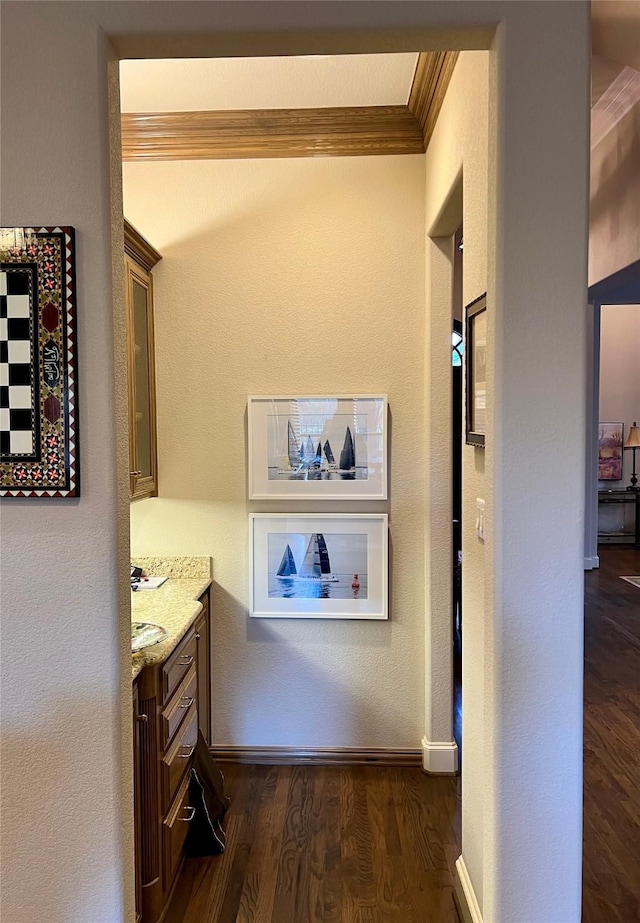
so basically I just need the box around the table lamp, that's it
[624,422,640,491]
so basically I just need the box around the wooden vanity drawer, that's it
[161,708,197,810]
[163,774,193,889]
[162,630,197,702]
[161,666,197,750]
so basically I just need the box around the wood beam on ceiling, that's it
[408,51,459,148]
[120,53,459,161]
[121,105,425,160]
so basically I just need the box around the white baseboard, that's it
[584,555,600,570]
[454,856,483,923]
[421,736,458,774]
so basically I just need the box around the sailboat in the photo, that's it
[339,425,356,472]
[286,421,299,469]
[276,533,339,583]
[322,440,337,470]
[276,544,297,577]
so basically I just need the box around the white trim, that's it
[421,736,458,774]
[454,856,483,923]
[584,555,600,570]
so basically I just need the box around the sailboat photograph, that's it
[271,417,364,482]
[248,396,387,501]
[250,513,388,620]
[268,531,368,599]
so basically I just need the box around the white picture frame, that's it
[249,513,389,619]
[247,394,387,500]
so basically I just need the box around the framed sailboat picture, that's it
[249,513,388,619]
[247,395,387,499]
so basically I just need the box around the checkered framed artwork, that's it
[0,227,78,497]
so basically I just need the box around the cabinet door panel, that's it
[195,602,211,746]
[131,276,153,479]
[126,253,158,501]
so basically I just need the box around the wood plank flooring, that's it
[165,765,461,923]
[167,545,640,923]
[583,545,640,923]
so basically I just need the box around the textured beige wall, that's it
[0,5,132,923]
[423,49,489,907]
[126,155,427,749]
[0,2,590,921]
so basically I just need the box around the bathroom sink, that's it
[131,621,167,652]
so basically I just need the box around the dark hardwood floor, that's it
[166,545,640,923]
[166,764,461,923]
[583,545,640,923]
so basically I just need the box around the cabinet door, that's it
[194,600,211,745]
[132,682,143,923]
[126,255,158,500]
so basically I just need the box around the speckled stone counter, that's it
[131,557,212,681]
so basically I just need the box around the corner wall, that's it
[0,3,590,921]
[126,155,427,749]
[0,5,131,923]
[423,49,489,906]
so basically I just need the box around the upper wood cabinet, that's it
[125,220,162,501]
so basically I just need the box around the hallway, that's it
[166,764,461,923]
[166,546,640,923]
[583,546,640,923]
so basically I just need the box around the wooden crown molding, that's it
[120,52,458,161]
[408,51,460,148]
[124,218,162,270]
[121,106,425,160]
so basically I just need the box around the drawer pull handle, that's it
[181,806,196,822]
[136,713,148,723]
[195,632,201,640]
[179,744,195,759]
[177,655,193,666]
[179,696,195,709]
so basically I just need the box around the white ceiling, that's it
[119,54,419,112]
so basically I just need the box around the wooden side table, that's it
[597,489,640,546]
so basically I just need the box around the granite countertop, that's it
[131,556,212,681]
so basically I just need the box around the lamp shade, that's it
[624,423,640,448]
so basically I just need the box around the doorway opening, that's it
[452,225,463,755]
[585,259,640,564]
[118,48,465,923]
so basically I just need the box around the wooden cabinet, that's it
[124,219,161,501]
[132,682,144,923]
[134,589,210,923]
[194,594,211,746]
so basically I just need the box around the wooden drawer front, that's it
[162,630,197,703]
[162,667,197,750]
[161,708,197,811]
[163,774,193,890]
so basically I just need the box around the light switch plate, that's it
[476,498,485,541]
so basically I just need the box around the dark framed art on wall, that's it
[0,227,79,497]
[465,293,487,448]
